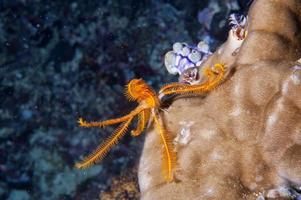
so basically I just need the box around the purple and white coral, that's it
[164,41,212,75]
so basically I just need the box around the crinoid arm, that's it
[152,110,176,182]
[131,109,151,137]
[78,115,131,128]
[159,66,216,95]
[78,107,143,128]
[75,116,134,169]
[160,78,210,96]
[160,63,226,96]
[159,82,189,94]
[208,63,226,87]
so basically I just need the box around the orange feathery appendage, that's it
[161,79,210,95]
[125,79,159,108]
[153,111,176,182]
[159,82,187,93]
[131,109,150,137]
[75,116,134,169]
[159,67,214,95]
[78,115,131,128]
[159,66,218,93]
[159,83,183,93]
[206,63,226,88]
[78,107,144,128]
[161,63,226,96]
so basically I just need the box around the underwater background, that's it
[0,0,252,199]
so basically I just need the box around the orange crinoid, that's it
[76,63,226,182]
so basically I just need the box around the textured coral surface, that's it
[139,0,301,199]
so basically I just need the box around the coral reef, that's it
[99,168,140,200]
[0,0,249,199]
[139,0,301,199]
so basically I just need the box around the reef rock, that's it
[139,0,301,199]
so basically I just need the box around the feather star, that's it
[75,63,226,182]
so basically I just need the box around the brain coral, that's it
[138,0,301,199]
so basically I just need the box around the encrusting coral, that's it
[139,0,301,199]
